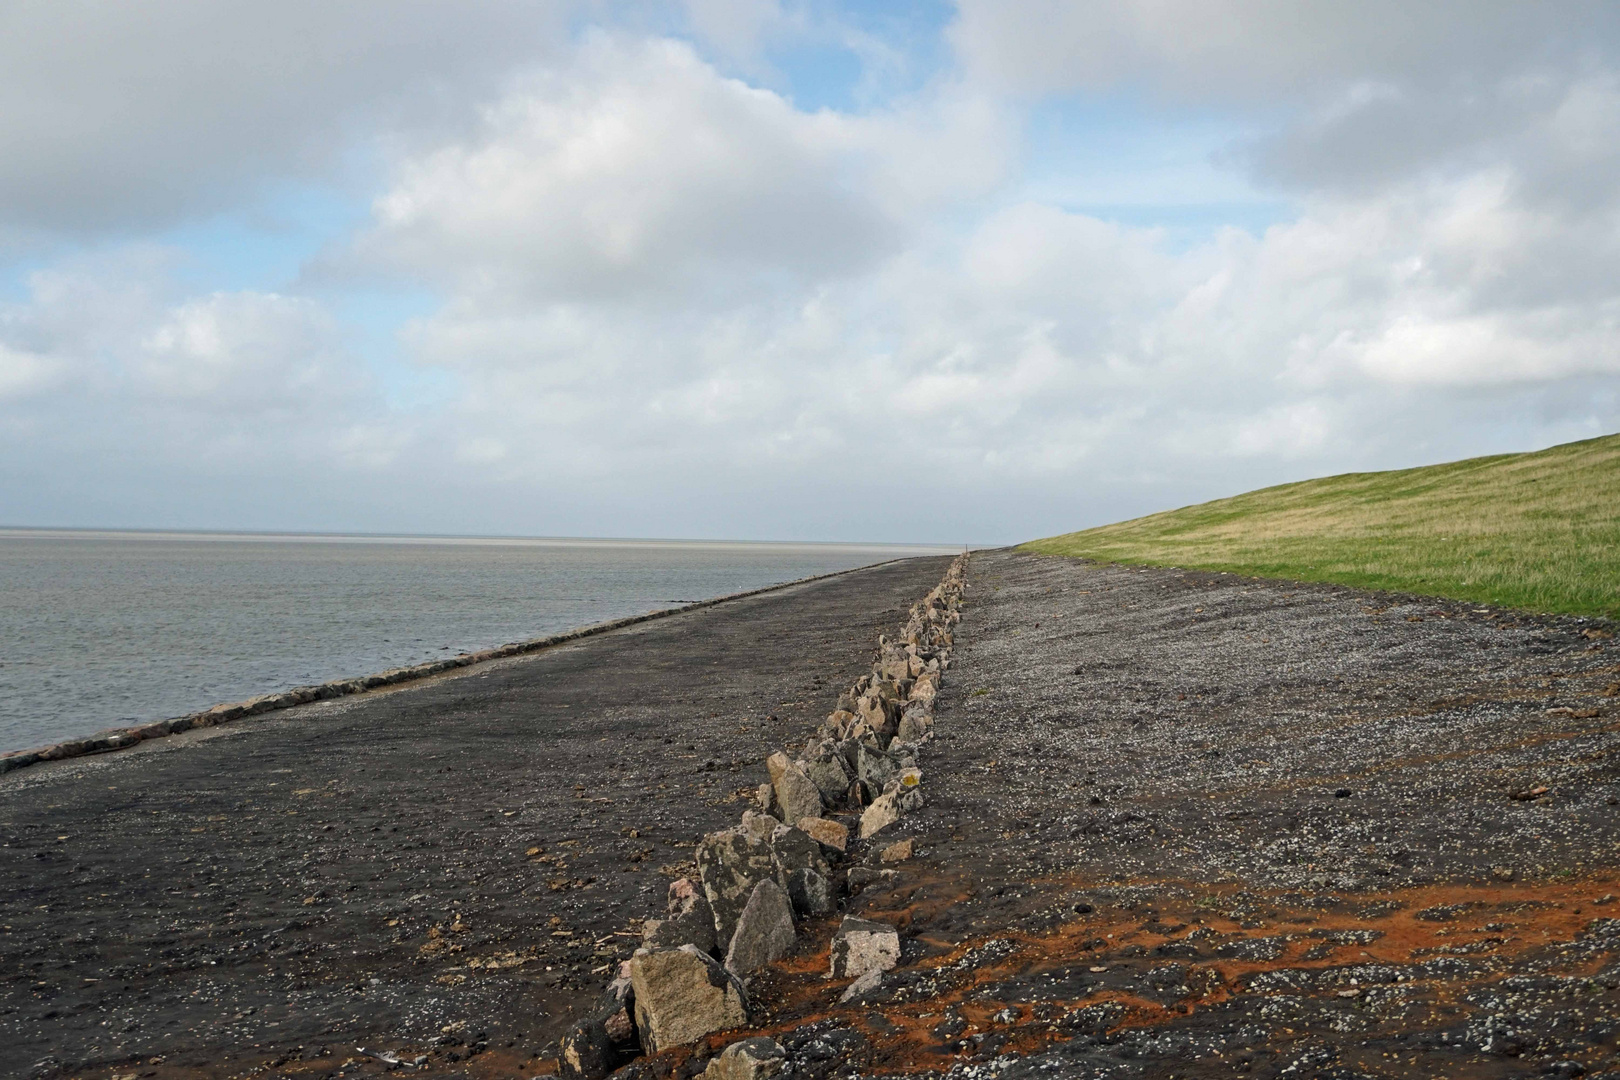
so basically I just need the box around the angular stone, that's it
[559,1018,613,1080]
[855,743,897,795]
[630,945,749,1054]
[803,751,852,805]
[877,652,911,684]
[643,878,718,956]
[855,695,892,739]
[703,1037,787,1080]
[837,968,884,1004]
[724,879,796,975]
[796,816,849,853]
[908,672,938,703]
[879,838,914,864]
[860,791,906,838]
[895,703,932,745]
[757,782,777,818]
[740,810,779,843]
[695,828,779,952]
[829,916,901,980]
[785,867,832,915]
[766,752,823,824]
[768,823,830,880]
[602,998,636,1048]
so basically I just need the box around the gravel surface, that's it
[720,549,1620,1080]
[0,556,952,1080]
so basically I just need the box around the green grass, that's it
[1022,433,1620,619]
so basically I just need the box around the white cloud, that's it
[358,36,901,304]
[2,10,1617,540]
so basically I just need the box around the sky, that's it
[2,1,1618,545]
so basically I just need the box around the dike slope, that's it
[1024,431,1620,618]
[0,556,952,1080]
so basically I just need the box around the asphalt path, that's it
[0,555,952,1080]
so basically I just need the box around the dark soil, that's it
[0,556,953,1080]
[732,549,1620,1079]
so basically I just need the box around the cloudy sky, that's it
[2,1,1617,544]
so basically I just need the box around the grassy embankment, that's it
[1023,433,1620,619]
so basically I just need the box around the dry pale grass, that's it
[1023,433,1620,618]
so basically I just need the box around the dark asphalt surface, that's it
[0,556,952,1080]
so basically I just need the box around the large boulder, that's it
[829,917,901,980]
[696,827,779,952]
[854,695,894,743]
[766,752,823,824]
[876,651,912,684]
[723,879,796,975]
[630,945,749,1053]
[703,1037,787,1080]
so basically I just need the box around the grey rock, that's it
[837,968,884,1004]
[829,916,901,980]
[740,810,780,843]
[855,742,898,794]
[645,878,718,956]
[860,790,907,838]
[785,866,833,915]
[768,823,830,881]
[630,945,749,1053]
[703,1037,787,1080]
[766,752,824,824]
[696,828,779,952]
[724,879,796,975]
[895,702,932,744]
[803,751,852,805]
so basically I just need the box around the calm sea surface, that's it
[0,530,958,752]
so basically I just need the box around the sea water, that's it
[0,530,957,752]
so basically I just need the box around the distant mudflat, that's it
[0,529,957,751]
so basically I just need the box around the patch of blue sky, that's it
[160,180,371,296]
[1017,95,1299,250]
[152,173,454,412]
[328,287,459,412]
[768,0,956,112]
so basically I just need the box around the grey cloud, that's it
[951,1,1618,101]
[0,0,576,237]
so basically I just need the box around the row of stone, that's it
[0,565,897,777]
[561,556,969,1079]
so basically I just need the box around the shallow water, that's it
[0,530,956,751]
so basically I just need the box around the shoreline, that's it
[0,556,919,777]
[0,555,956,1076]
